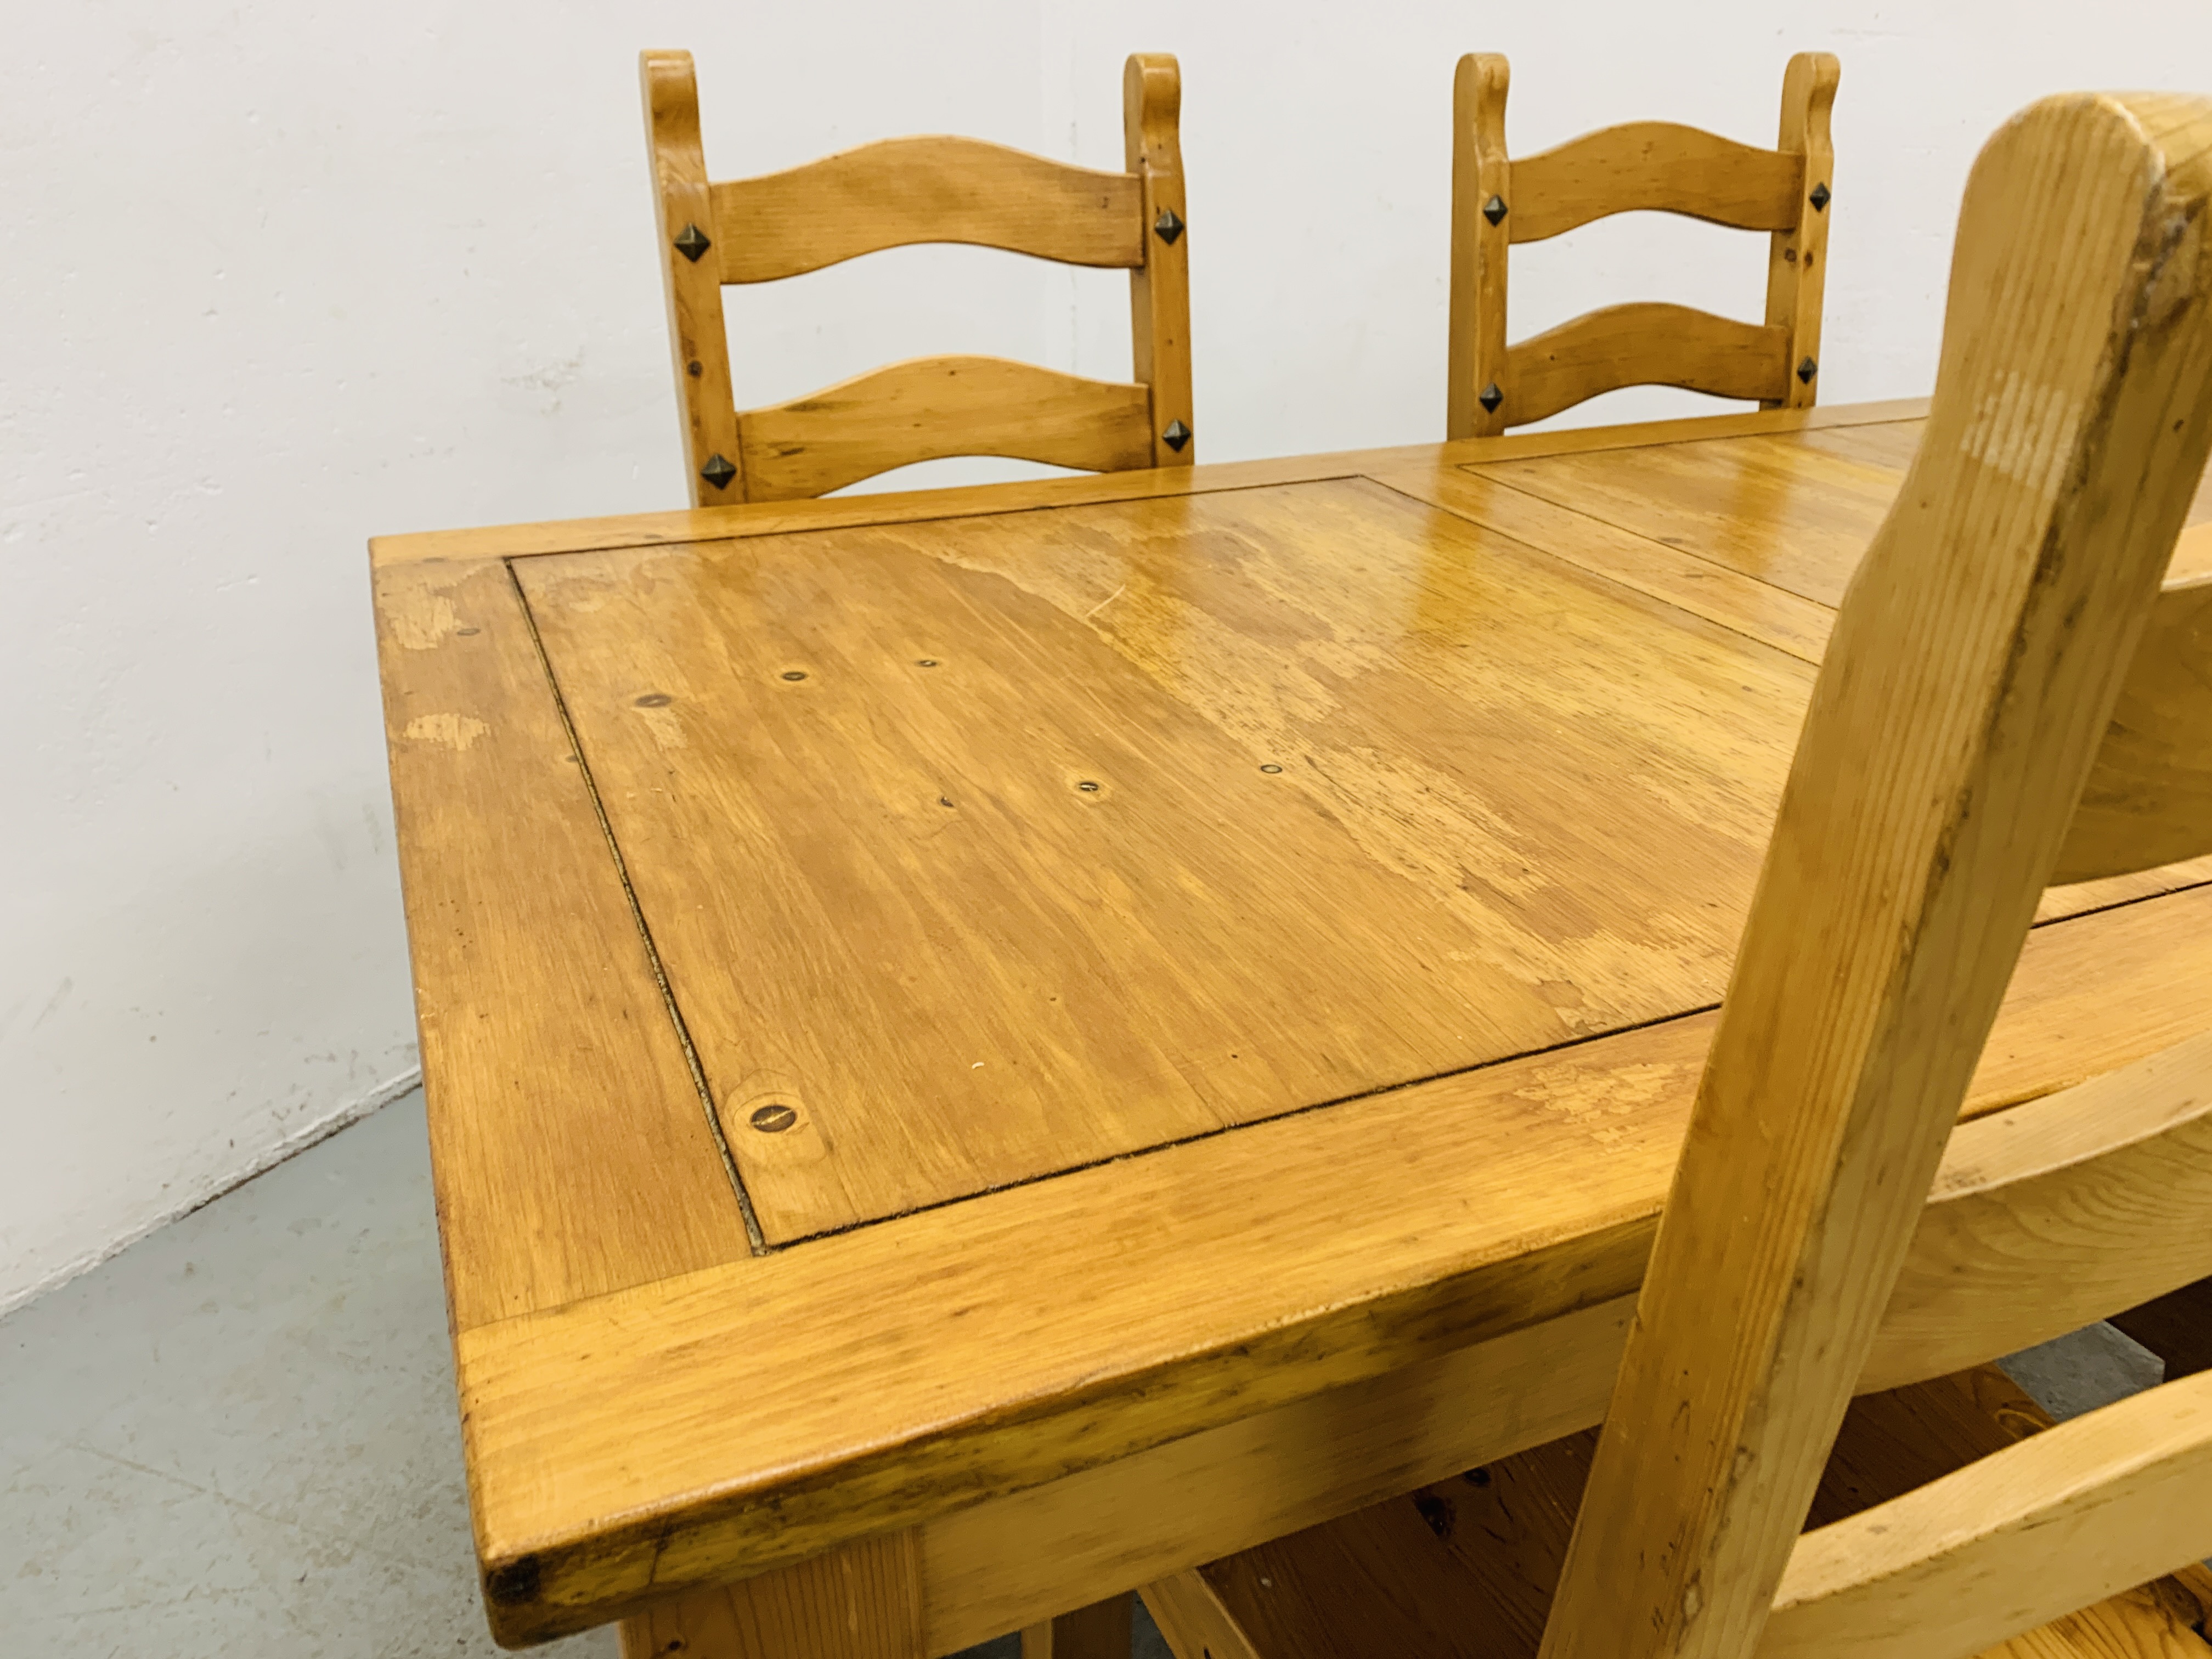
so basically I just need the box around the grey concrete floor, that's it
[0,1091,2163,1657]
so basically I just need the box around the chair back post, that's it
[1534,91,2212,1659]
[1124,54,1195,467]
[1447,53,1513,439]
[641,49,747,506]
[1762,53,1840,410]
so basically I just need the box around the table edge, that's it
[368,398,1931,570]
[453,879,2212,1639]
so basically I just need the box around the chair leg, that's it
[614,1531,924,1659]
[2111,1277,2212,1381]
[1020,1592,1134,1659]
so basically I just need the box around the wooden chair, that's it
[639,50,1193,506]
[1149,88,2212,1659]
[1448,52,1838,437]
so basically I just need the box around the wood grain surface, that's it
[1446,53,1513,439]
[373,559,754,1331]
[1124,54,1194,469]
[1446,54,1834,433]
[1762,55,1840,413]
[1535,89,2212,1659]
[368,395,2209,1646]
[515,476,1812,1239]
[1142,1368,2212,1659]
[365,398,1930,568]
[1465,430,1906,605]
[616,1530,922,1659]
[708,134,1142,283]
[455,885,2212,1643]
[1506,119,1803,243]
[1505,304,1790,426]
[1768,1372,2212,1659]
[640,51,1188,504]
[736,354,1154,502]
[640,52,746,506]
[2056,572,2212,883]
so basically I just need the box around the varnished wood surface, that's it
[1505,119,1803,242]
[707,135,1143,284]
[1762,54,1839,415]
[370,398,2212,1645]
[373,560,755,1331]
[616,1531,922,1659]
[1536,91,2212,1659]
[366,397,1931,568]
[2056,571,2212,883]
[1123,54,1194,469]
[1505,303,1790,427]
[1768,1373,2212,1659]
[1468,425,2212,611]
[643,51,1190,504]
[1144,1368,2212,1659]
[456,885,2212,1644]
[735,354,1154,503]
[516,476,1810,1240]
[382,400,1933,1335]
[1446,54,1836,435]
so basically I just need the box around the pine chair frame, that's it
[1146,89,2212,1659]
[1539,87,2212,1659]
[1447,52,1839,438]
[640,50,1194,506]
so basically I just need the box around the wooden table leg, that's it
[616,1532,924,1659]
[1019,1593,1134,1659]
[2111,1276,2212,1380]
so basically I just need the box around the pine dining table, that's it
[370,398,2212,1656]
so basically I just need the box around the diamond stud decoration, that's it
[699,453,738,490]
[1478,382,1504,413]
[1809,182,1831,212]
[1162,420,1192,452]
[1482,194,1508,226]
[673,223,712,262]
[1154,207,1184,245]
[1797,358,1819,384]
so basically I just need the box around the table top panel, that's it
[373,559,758,1329]
[1466,431,1909,608]
[461,879,2212,1640]
[517,476,1813,1241]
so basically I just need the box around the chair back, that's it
[641,50,1194,504]
[1535,90,2212,1659]
[1448,52,1838,437]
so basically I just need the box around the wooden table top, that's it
[371,400,2212,1646]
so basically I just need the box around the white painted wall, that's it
[7,0,2211,1313]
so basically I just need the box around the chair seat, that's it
[1143,1365,2212,1659]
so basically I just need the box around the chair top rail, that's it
[710,134,1146,283]
[1506,120,1803,244]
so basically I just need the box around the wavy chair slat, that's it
[1763,1370,2212,1659]
[1504,302,1791,426]
[1863,1025,2212,1392]
[736,355,1153,501]
[710,134,1146,283]
[1508,120,1804,243]
[2053,570,2212,884]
